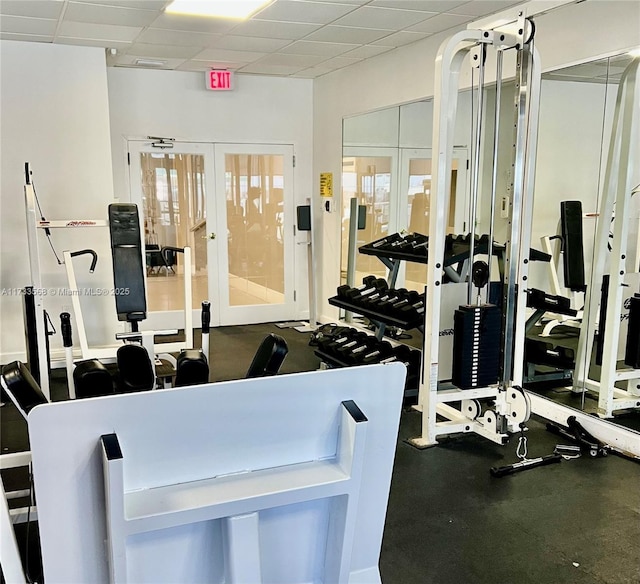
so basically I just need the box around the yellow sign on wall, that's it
[320,172,333,197]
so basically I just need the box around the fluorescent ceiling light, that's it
[135,59,167,67]
[165,0,272,19]
[628,47,640,57]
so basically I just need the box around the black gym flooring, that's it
[2,323,640,584]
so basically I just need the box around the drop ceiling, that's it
[0,0,523,78]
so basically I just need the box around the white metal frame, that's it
[24,166,108,400]
[573,57,640,418]
[25,167,195,398]
[410,15,541,448]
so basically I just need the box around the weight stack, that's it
[452,304,501,389]
[624,294,640,369]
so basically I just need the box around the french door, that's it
[128,140,296,329]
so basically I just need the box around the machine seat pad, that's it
[1,361,47,419]
[74,359,115,399]
[116,344,154,393]
[175,349,209,387]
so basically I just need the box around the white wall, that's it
[313,0,640,320]
[106,68,314,320]
[0,41,116,362]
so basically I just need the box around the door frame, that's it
[212,143,296,326]
[127,139,220,331]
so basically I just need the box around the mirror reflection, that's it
[340,50,639,432]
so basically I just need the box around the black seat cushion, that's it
[1,361,47,419]
[116,345,154,393]
[175,349,209,387]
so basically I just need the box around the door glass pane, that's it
[341,156,392,285]
[224,153,284,306]
[405,157,459,292]
[140,152,208,311]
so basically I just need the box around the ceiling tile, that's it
[136,28,221,46]
[293,69,327,78]
[193,48,267,62]
[125,43,202,58]
[407,13,472,33]
[255,53,326,67]
[209,34,291,52]
[317,55,362,69]
[371,30,431,47]
[279,40,358,57]
[72,0,169,9]
[0,31,54,42]
[150,12,237,34]
[253,0,357,24]
[340,44,393,59]
[307,0,368,4]
[370,0,467,10]
[239,63,305,75]
[448,0,522,17]
[332,6,435,30]
[0,15,57,35]
[179,60,248,71]
[230,19,322,40]
[64,2,158,27]
[56,36,132,49]
[0,1,64,19]
[57,21,142,41]
[305,25,391,44]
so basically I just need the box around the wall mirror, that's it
[527,50,640,432]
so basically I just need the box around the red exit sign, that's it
[206,69,233,91]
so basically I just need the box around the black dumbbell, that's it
[334,332,370,359]
[371,233,402,249]
[343,278,388,302]
[361,340,394,364]
[322,329,361,354]
[392,345,421,376]
[342,337,380,364]
[337,275,377,299]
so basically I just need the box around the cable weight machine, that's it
[409,11,541,448]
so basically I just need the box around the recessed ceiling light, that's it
[135,59,167,67]
[165,0,273,19]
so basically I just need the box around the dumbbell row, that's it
[336,279,426,323]
[316,327,420,375]
[366,232,429,256]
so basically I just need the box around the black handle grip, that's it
[490,454,561,478]
[161,246,184,265]
[70,249,98,273]
[60,312,73,348]
[201,301,211,333]
[25,162,31,185]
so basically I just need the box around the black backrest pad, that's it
[245,334,289,378]
[175,349,209,387]
[117,344,154,392]
[109,203,146,322]
[1,361,47,418]
[74,359,115,398]
[560,201,586,292]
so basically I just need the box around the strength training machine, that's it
[410,10,541,448]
